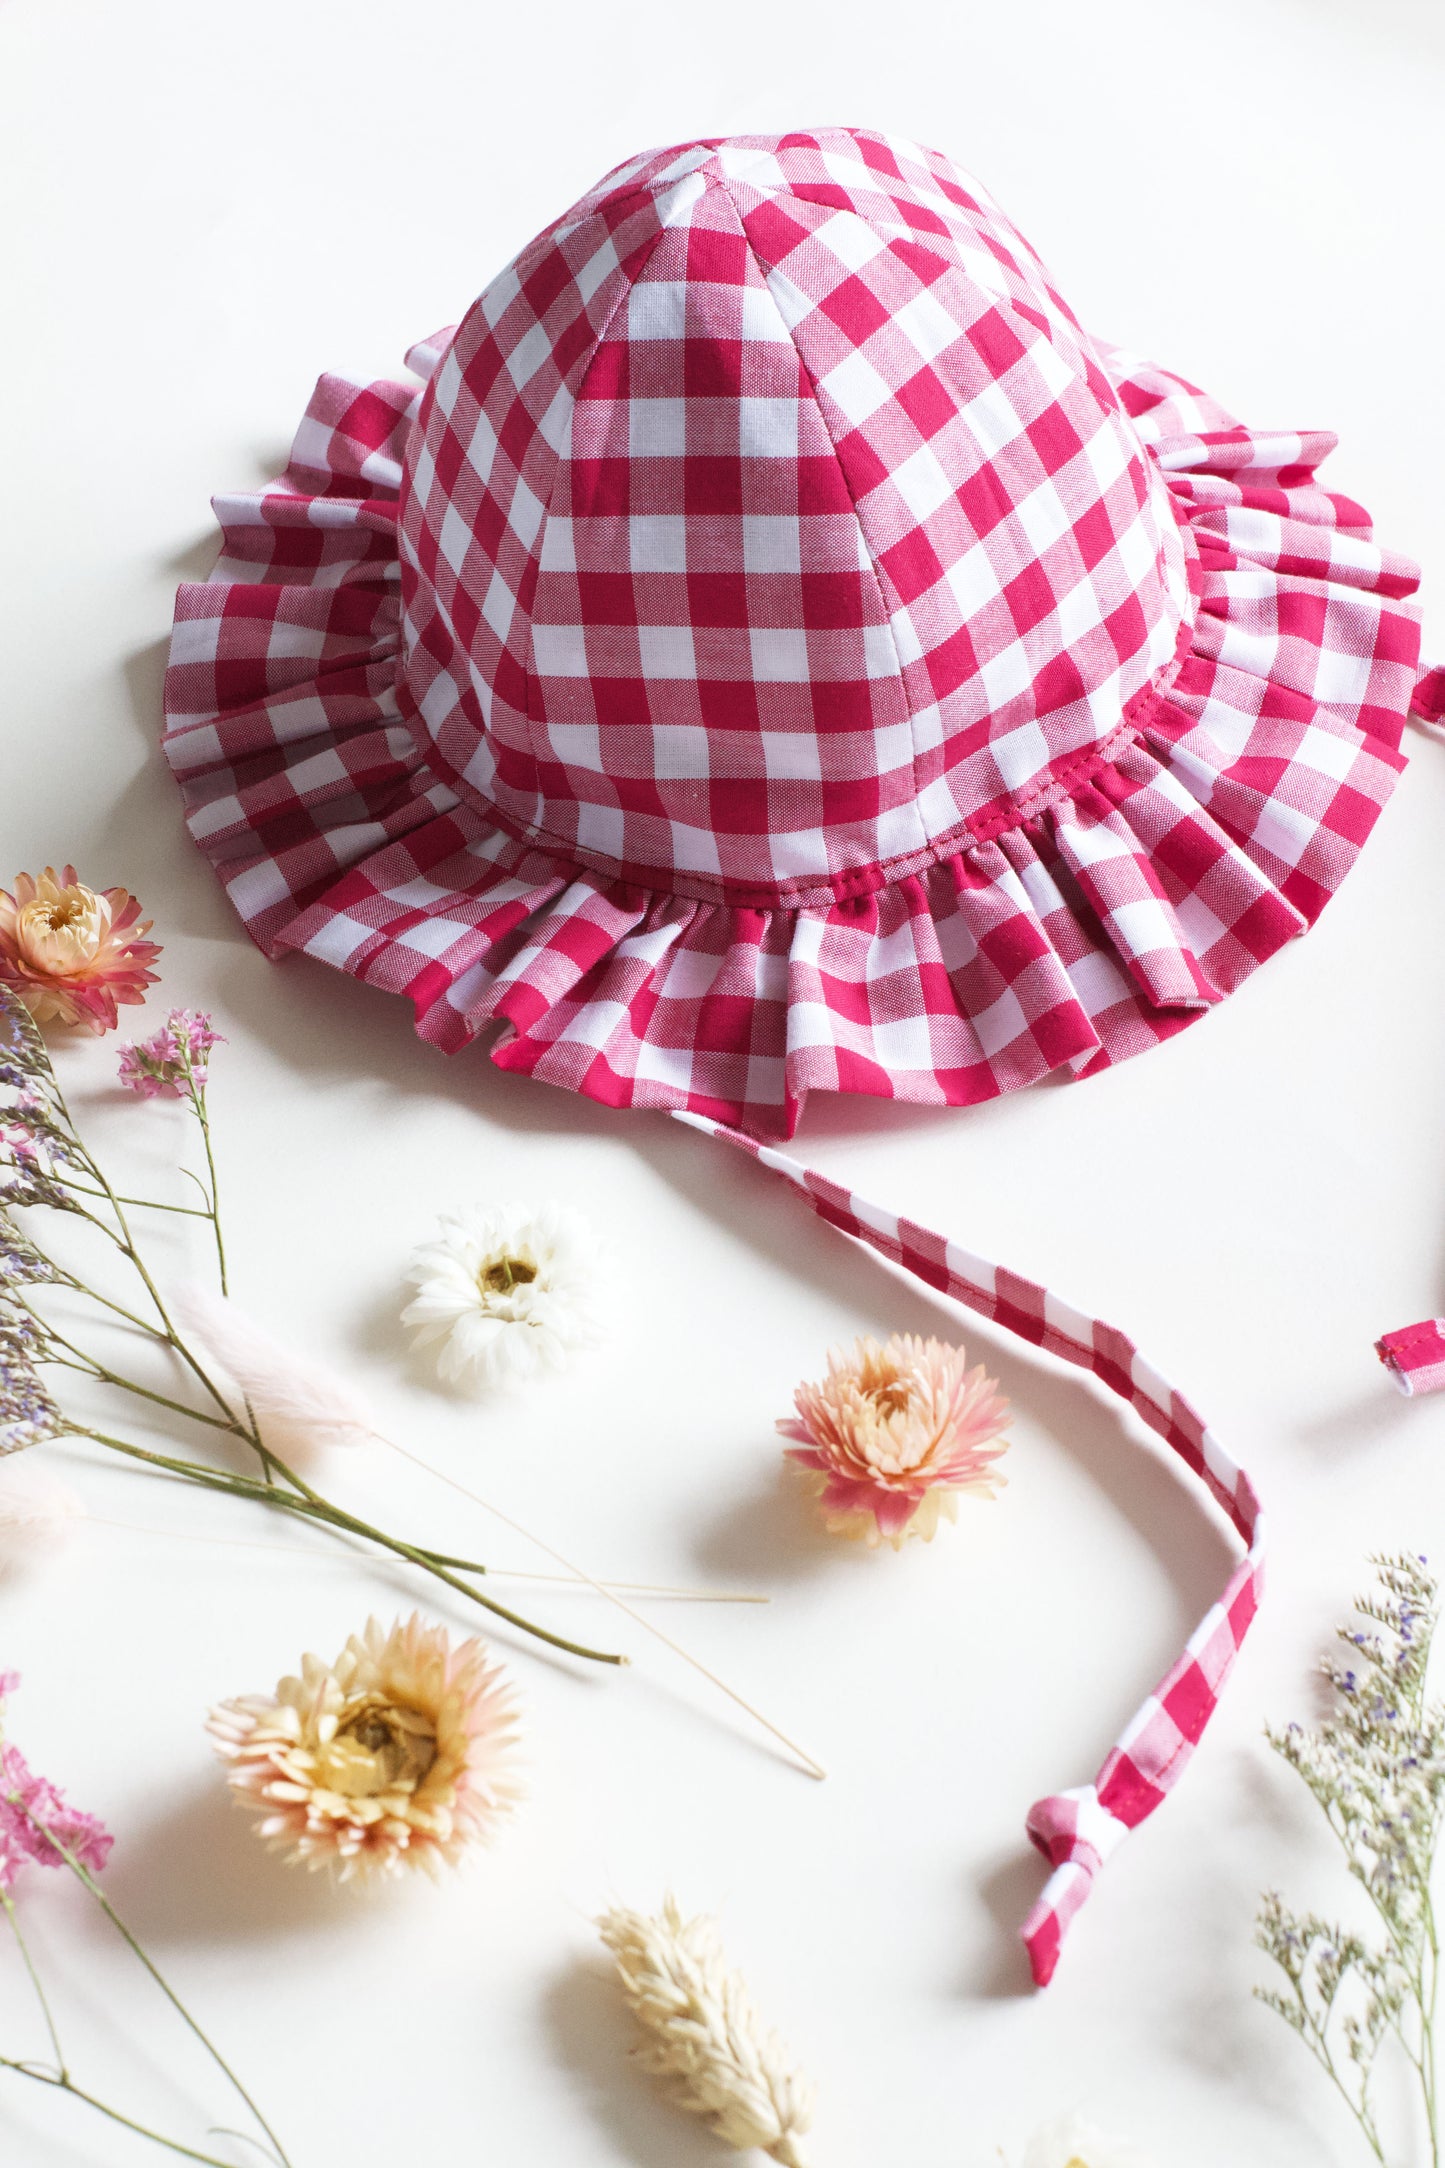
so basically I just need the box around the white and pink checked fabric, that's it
[399,136,1192,901]
[159,131,1421,1981]
[163,129,1423,1140]
[1377,1319,1445,1396]
[679,1111,1265,1986]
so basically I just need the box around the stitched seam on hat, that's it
[712,177,929,847]
[431,699,1171,910]
[520,212,682,797]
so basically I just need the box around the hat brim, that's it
[162,334,1421,1138]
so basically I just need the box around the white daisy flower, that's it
[1022,2113,1154,2168]
[400,1201,601,1390]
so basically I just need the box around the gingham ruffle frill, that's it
[162,132,1423,1141]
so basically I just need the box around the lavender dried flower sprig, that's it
[1256,1552,1445,2164]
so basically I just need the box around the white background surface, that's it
[2,2,1445,2162]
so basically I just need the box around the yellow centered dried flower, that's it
[1022,2114,1156,2168]
[0,866,160,1032]
[207,1613,522,1880]
[779,1331,1010,1548]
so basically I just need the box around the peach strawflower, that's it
[206,1613,522,1881]
[0,866,160,1032]
[779,1332,1010,1549]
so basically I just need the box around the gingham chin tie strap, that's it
[675,1111,1266,1987]
[1375,661,1445,1394]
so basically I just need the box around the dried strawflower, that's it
[401,1200,601,1389]
[1021,2114,1154,2168]
[0,867,160,1033]
[207,1613,522,1880]
[175,1285,380,1460]
[0,1671,112,1889]
[0,1454,82,1573]
[779,1331,1010,1548]
[117,1008,224,1098]
[598,1894,815,2165]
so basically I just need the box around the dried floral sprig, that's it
[0,983,625,1669]
[0,1453,82,1571]
[780,1330,1010,1547]
[117,1009,224,1098]
[597,1893,815,2165]
[0,983,818,1778]
[0,867,160,1033]
[0,1672,290,2166]
[1255,1551,1445,2165]
[175,1284,382,1459]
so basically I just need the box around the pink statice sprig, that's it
[0,1671,112,1891]
[117,1009,224,1102]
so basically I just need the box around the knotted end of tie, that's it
[1376,1320,1445,1397]
[1020,1783,1131,1987]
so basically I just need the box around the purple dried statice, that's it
[1256,1553,1445,2162]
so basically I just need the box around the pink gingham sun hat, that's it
[164,128,1425,1138]
[162,129,1431,1985]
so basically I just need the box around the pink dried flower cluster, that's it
[0,867,160,1034]
[117,1008,224,1098]
[780,1331,1011,1548]
[0,1670,112,1890]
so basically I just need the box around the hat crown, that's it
[398,129,1190,906]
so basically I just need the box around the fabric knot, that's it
[1411,662,1445,727]
[1020,1785,1132,1987]
[1376,1320,1445,1397]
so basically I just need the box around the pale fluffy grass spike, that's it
[0,1454,83,1573]
[174,1284,380,1461]
[598,1893,815,2164]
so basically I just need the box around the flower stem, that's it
[17,1812,293,2168]
[63,1184,213,1218]
[185,1079,228,1296]
[384,1435,826,1779]
[2,1892,67,2080]
[1424,1894,1441,2168]
[0,2058,255,2168]
[78,1429,628,1667]
[47,1074,240,1426]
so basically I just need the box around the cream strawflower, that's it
[779,1331,1009,1548]
[401,1200,600,1389]
[1021,2113,1155,2168]
[207,1613,522,1880]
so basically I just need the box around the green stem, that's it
[2,1893,67,2081]
[0,2058,252,2168]
[51,1269,180,1340]
[185,1080,228,1297]
[62,1184,212,1218]
[47,1075,240,1427]
[1293,1989,1386,2164]
[15,1812,292,2168]
[79,1429,626,1666]
[1423,1894,1440,2168]
[42,1331,244,1440]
